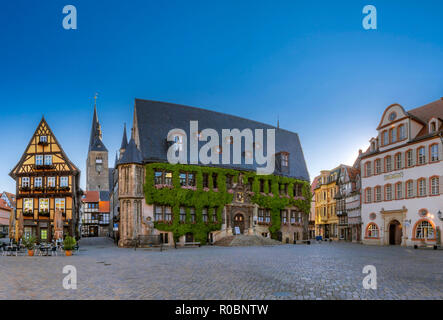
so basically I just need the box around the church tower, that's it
[86,96,109,191]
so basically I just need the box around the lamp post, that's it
[438,210,443,222]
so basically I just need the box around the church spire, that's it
[88,93,107,152]
[120,123,128,150]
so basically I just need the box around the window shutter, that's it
[413,179,417,197]
[439,175,443,195]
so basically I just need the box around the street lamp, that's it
[438,210,443,221]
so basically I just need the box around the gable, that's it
[377,104,408,130]
[10,117,79,178]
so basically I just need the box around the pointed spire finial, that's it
[277,115,280,129]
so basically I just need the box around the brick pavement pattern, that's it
[0,238,441,300]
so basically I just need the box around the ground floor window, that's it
[40,229,48,241]
[154,205,172,222]
[415,220,435,239]
[366,223,379,238]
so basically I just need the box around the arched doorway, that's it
[389,220,402,245]
[233,213,245,234]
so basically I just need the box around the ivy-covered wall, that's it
[144,163,311,243]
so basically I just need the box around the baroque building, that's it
[112,99,311,247]
[360,98,443,246]
[313,167,342,240]
[9,117,81,242]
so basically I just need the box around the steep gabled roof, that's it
[120,123,128,150]
[119,138,143,165]
[89,105,108,152]
[407,98,443,123]
[133,98,310,181]
[9,117,80,178]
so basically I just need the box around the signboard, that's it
[234,227,241,235]
[113,223,118,231]
[384,172,403,181]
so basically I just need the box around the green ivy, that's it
[144,163,311,243]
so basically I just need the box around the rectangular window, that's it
[40,135,47,143]
[35,155,43,166]
[418,179,426,196]
[281,210,288,224]
[203,173,209,188]
[391,128,397,143]
[383,131,388,145]
[212,174,218,189]
[418,147,426,165]
[154,205,163,222]
[375,159,381,174]
[164,206,172,222]
[281,153,289,167]
[290,211,296,224]
[39,198,49,213]
[44,155,52,165]
[179,172,196,187]
[395,154,402,170]
[34,177,43,188]
[430,144,439,162]
[60,177,68,187]
[396,183,402,199]
[202,207,208,223]
[180,207,186,222]
[385,156,392,172]
[431,177,439,195]
[154,171,173,185]
[365,189,372,203]
[265,209,271,223]
[385,185,392,201]
[398,125,406,140]
[406,150,413,167]
[211,208,217,222]
[47,177,56,187]
[365,162,372,176]
[375,187,381,202]
[24,198,33,214]
[40,229,48,240]
[22,177,30,187]
[190,207,196,223]
[407,181,414,198]
[258,209,264,223]
[55,198,65,213]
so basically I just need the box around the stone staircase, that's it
[214,234,281,247]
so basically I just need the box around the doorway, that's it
[233,213,245,234]
[389,220,402,245]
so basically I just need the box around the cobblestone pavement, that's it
[0,238,442,300]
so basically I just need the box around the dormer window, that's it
[430,121,436,133]
[371,141,375,151]
[281,152,289,167]
[382,131,388,145]
[398,124,406,140]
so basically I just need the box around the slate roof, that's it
[133,99,310,181]
[120,123,128,150]
[89,105,108,152]
[119,138,143,165]
[99,191,110,202]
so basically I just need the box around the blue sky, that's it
[1,0,443,192]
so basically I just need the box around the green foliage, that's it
[22,235,37,250]
[144,163,312,243]
[63,236,76,251]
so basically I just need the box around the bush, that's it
[63,236,76,250]
[22,236,37,250]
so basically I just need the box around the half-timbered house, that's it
[9,117,81,242]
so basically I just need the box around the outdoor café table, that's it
[40,245,51,256]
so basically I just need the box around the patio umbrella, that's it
[54,209,64,240]
[8,209,15,240]
[17,211,24,240]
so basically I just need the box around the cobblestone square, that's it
[0,238,441,300]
